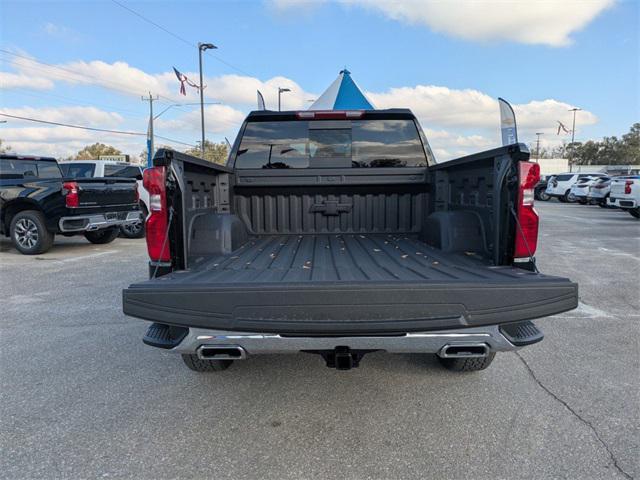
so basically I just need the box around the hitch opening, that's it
[303,346,379,370]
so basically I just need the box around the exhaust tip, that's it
[197,345,247,360]
[439,343,489,359]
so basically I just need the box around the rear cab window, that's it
[0,158,62,179]
[233,116,433,169]
[104,164,142,178]
[60,163,96,178]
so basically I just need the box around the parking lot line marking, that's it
[59,251,119,263]
[597,247,640,261]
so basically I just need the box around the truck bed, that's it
[123,234,578,334]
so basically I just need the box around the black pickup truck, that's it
[123,109,578,372]
[0,154,140,254]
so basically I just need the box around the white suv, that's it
[59,160,149,237]
[546,172,605,203]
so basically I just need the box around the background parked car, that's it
[608,176,640,218]
[546,172,606,203]
[587,177,613,207]
[571,176,609,204]
[59,160,148,238]
[534,176,550,201]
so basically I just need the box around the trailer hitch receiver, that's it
[304,346,379,370]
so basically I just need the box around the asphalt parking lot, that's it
[1,202,638,480]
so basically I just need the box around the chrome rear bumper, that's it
[59,211,140,232]
[171,325,519,356]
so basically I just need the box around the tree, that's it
[564,124,639,166]
[0,139,11,153]
[184,140,229,164]
[72,143,121,160]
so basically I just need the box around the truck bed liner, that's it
[123,234,578,334]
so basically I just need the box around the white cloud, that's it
[1,106,124,127]
[2,53,316,110]
[42,22,81,42]
[0,72,54,90]
[271,0,614,46]
[156,104,246,134]
[366,84,597,159]
[1,52,601,162]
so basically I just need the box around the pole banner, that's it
[498,97,518,145]
[257,90,266,110]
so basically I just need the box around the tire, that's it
[578,199,587,205]
[558,196,567,203]
[564,191,576,203]
[84,227,120,244]
[437,353,496,372]
[598,194,609,208]
[119,213,145,239]
[181,354,233,372]
[629,208,640,219]
[10,210,55,255]
[536,189,550,201]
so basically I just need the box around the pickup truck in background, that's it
[0,154,140,254]
[123,109,579,373]
[608,176,640,218]
[59,160,149,238]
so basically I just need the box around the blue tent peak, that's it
[309,69,374,110]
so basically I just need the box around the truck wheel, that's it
[120,214,145,239]
[181,354,232,372]
[10,210,54,255]
[84,227,120,244]
[629,208,640,219]
[437,353,496,372]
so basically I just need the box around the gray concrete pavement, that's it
[1,202,638,479]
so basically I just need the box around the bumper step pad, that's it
[499,321,544,346]
[143,323,188,349]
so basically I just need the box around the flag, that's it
[557,121,570,135]
[173,67,200,96]
[498,97,518,146]
[257,90,266,110]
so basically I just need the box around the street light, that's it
[199,42,217,158]
[154,102,220,120]
[568,107,581,172]
[535,132,544,162]
[568,108,581,145]
[278,87,291,111]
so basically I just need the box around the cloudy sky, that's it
[1,0,637,161]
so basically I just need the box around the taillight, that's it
[62,181,80,208]
[514,161,540,259]
[142,167,170,263]
[625,180,633,194]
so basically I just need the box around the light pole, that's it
[278,87,291,111]
[142,92,158,168]
[568,107,581,172]
[198,42,217,158]
[535,132,544,162]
